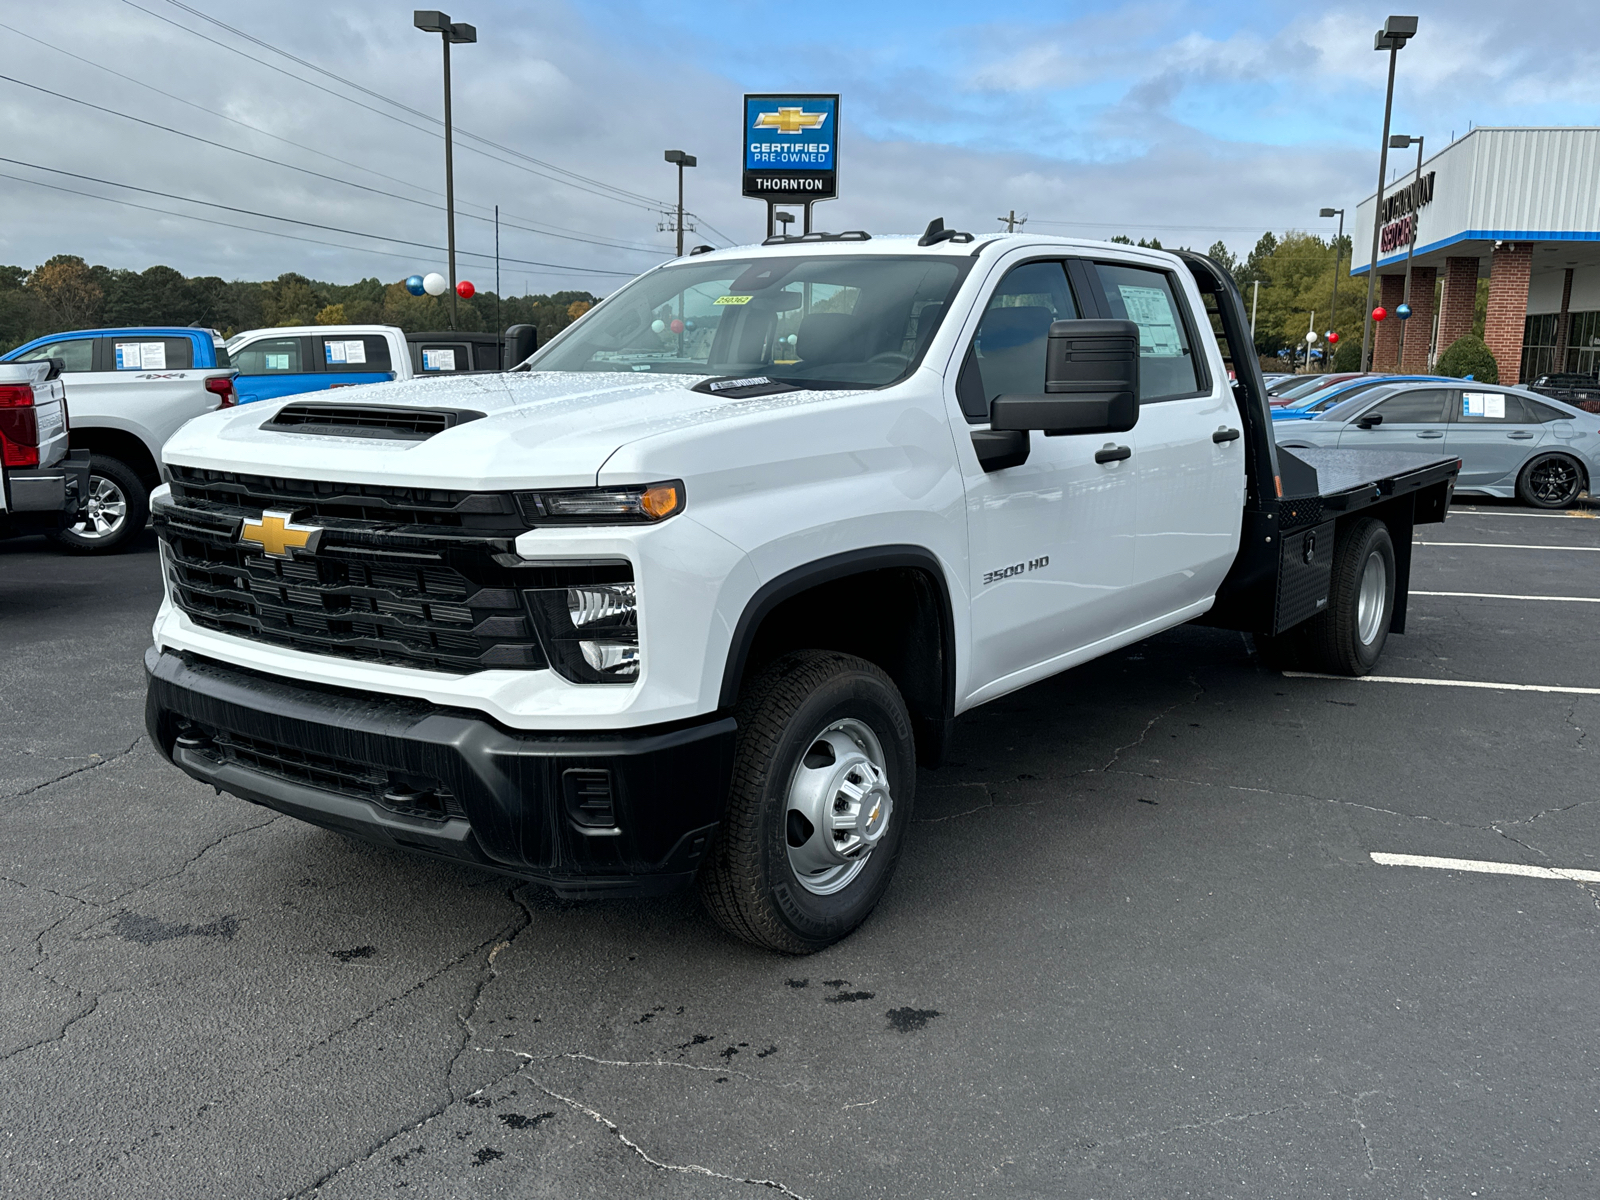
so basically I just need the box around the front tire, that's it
[53,455,147,554]
[699,651,916,954]
[1517,452,1585,509]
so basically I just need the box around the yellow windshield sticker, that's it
[714,295,753,306]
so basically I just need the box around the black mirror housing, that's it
[1356,413,1384,429]
[989,319,1140,435]
[504,324,538,368]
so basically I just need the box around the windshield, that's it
[1274,375,1345,401]
[1296,379,1392,412]
[530,254,969,388]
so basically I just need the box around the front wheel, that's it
[698,651,916,954]
[1517,452,1586,509]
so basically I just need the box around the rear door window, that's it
[1090,263,1203,400]
[103,336,193,371]
[417,342,470,372]
[234,336,309,374]
[318,334,392,373]
[13,338,94,372]
[957,260,1078,420]
[1456,390,1532,423]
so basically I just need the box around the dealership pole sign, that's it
[743,93,838,234]
[1379,170,1436,256]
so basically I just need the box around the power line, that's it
[1029,218,1301,234]
[0,20,669,254]
[0,70,667,257]
[0,156,641,275]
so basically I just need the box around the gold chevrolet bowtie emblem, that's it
[239,509,322,559]
[753,106,827,135]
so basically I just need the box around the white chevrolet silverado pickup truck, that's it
[144,227,1458,953]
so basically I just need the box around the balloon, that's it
[1304,331,1318,343]
[684,319,696,331]
[1371,306,1388,322]
[1395,302,1412,320]
[669,318,684,334]
[1327,331,1339,344]
[423,272,448,297]
[405,274,426,296]
[786,333,798,346]
[651,319,666,334]
[456,280,475,299]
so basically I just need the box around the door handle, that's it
[1212,427,1241,443]
[1094,444,1132,464]
[1417,430,1445,438]
[1508,431,1535,439]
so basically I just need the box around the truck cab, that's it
[144,228,1457,953]
[227,325,403,405]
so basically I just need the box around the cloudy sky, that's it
[1,0,1597,295]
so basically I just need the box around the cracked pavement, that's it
[5,504,1600,1198]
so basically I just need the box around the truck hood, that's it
[161,371,847,489]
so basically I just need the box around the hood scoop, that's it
[262,402,485,441]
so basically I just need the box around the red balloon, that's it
[669,318,685,334]
[1327,332,1340,344]
[1371,306,1387,322]
[456,280,475,299]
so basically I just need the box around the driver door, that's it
[954,258,1139,703]
[1338,387,1454,450]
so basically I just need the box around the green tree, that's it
[1436,334,1499,383]
[27,255,103,328]
[261,273,326,326]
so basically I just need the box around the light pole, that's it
[414,11,476,330]
[663,150,697,256]
[1388,133,1425,367]
[1320,206,1345,372]
[1361,15,1418,373]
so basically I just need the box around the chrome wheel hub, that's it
[784,718,894,896]
[1356,549,1387,646]
[74,475,127,540]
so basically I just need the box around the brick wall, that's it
[1399,265,1438,372]
[1437,256,1480,356]
[1484,244,1534,385]
[1373,274,1405,371]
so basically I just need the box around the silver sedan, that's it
[1274,380,1600,508]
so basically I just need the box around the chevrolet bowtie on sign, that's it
[239,510,323,559]
[743,93,839,202]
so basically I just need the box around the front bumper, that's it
[145,648,736,897]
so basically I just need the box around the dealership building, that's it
[1351,127,1600,384]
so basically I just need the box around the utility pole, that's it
[998,210,1027,233]
[1361,15,1418,373]
[663,150,697,256]
[414,11,476,330]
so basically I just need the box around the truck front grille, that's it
[155,472,627,675]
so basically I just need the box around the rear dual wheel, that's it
[1253,516,1396,677]
[699,651,915,955]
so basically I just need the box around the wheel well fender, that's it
[69,426,161,488]
[720,546,957,766]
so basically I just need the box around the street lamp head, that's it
[775,211,795,228]
[414,9,450,32]
[1389,134,1420,149]
[664,150,697,167]
[1374,14,1418,50]
[1320,207,1340,218]
[447,22,476,43]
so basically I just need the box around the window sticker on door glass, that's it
[1116,285,1183,356]
[324,339,367,365]
[114,342,141,370]
[1463,392,1504,418]
[325,341,346,364]
[265,353,290,371]
[422,348,457,371]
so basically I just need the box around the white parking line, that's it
[1451,508,1597,520]
[1371,852,1600,884]
[1416,541,1600,551]
[1412,590,1600,603]
[1282,671,1600,695]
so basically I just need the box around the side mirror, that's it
[504,324,538,369]
[989,319,1140,436]
[45,357,66,381]
[1356,413,1384,429]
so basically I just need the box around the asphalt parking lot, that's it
[4,499,1599,1200]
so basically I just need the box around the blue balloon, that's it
[1395,302,1412,320]
[405,274,426,296]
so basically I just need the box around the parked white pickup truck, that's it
[144,226,1458,952]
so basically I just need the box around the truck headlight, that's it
[523,582,640,683]
[515,482,683,525]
